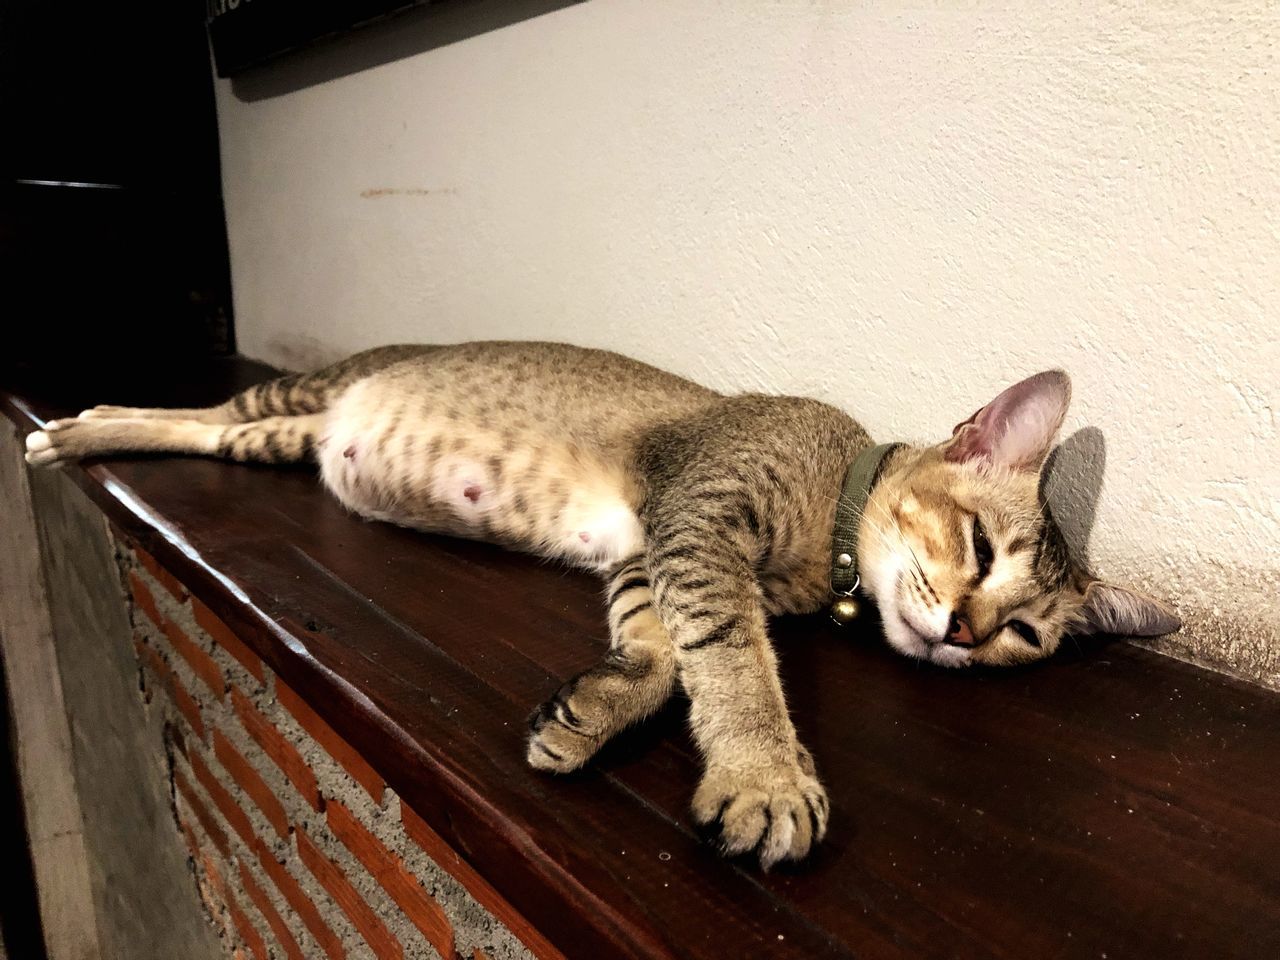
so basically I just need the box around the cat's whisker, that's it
[860,498,929,587]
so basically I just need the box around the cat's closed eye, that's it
[972,515,994,578]
[1007,619,1040,648]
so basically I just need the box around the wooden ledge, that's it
[4,358,1279,959]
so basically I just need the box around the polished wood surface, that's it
[4,360,1278,959]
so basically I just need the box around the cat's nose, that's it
[946,613,976,647]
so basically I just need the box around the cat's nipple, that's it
[463,484,483,503]
[578,531,592,543]
[343,443,357,460]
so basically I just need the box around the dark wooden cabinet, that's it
[0,0,232,371]
[207,0,434,76]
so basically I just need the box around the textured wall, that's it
[214,1,1279,683]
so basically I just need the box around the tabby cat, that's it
[25,342,1179,868]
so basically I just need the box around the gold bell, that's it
[830,596,861,625]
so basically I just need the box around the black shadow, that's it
[1040,426,1107,568]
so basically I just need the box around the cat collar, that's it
[829,442,903,624]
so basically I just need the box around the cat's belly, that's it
[316,396,645,572]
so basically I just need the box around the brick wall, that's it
[120,538,559,960]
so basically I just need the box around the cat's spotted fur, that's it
[25,341,1179,868]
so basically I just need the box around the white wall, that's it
[215,1,1279,685]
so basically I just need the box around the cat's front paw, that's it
[525,688,601,774]
[692,756,829,869]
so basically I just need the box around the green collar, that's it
[830,442,903,598]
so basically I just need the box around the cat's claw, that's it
[692,758,829,869]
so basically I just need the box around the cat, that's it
[25,341,1180,868]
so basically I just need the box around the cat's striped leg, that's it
[25,415,323,466]
[77,372,330,424]
[78,346,432,424]
[526,556,677,773]
[645,510,829,869]
[77,403,240,423]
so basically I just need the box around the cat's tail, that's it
[77,344,435,425]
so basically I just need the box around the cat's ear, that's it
[945,370,1071,471]
[1077,581,1182,637]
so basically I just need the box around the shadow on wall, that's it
[230,0,584,102]
[1041,427,1107,571]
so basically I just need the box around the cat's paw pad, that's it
[692,759,829,869]
[525,691,600,774]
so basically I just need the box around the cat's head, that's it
[859,370,1180,668]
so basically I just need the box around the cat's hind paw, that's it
[24,421,76,467]
[692,758,830,870]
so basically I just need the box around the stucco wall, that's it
[214,1,1279,684]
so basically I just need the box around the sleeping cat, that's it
[25,342,1179,868]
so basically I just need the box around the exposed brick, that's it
[231,685,322,811]
[201,846,228,903]
[194,596,265,683]
[172,675,207,742]
[132,566,227,701]
[170,670,208,741]
[177,815,201,862]
[277,680,385,804]
[175,769,229,859]
[159,613,226,700]
[129,569,165,631]
[226,885,270,960]
[135,636,168,684]
[327,800,455,959]
[239,859,307,960]
[190,749,257,852]
[214,729,290,838]
[195,851,222,920]
[256,840,346,960]
[296,827,403,960]
[136,629,206,740]
[135,545,189,602]
[402,804,564,960]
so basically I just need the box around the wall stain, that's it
[360,187,457,198]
